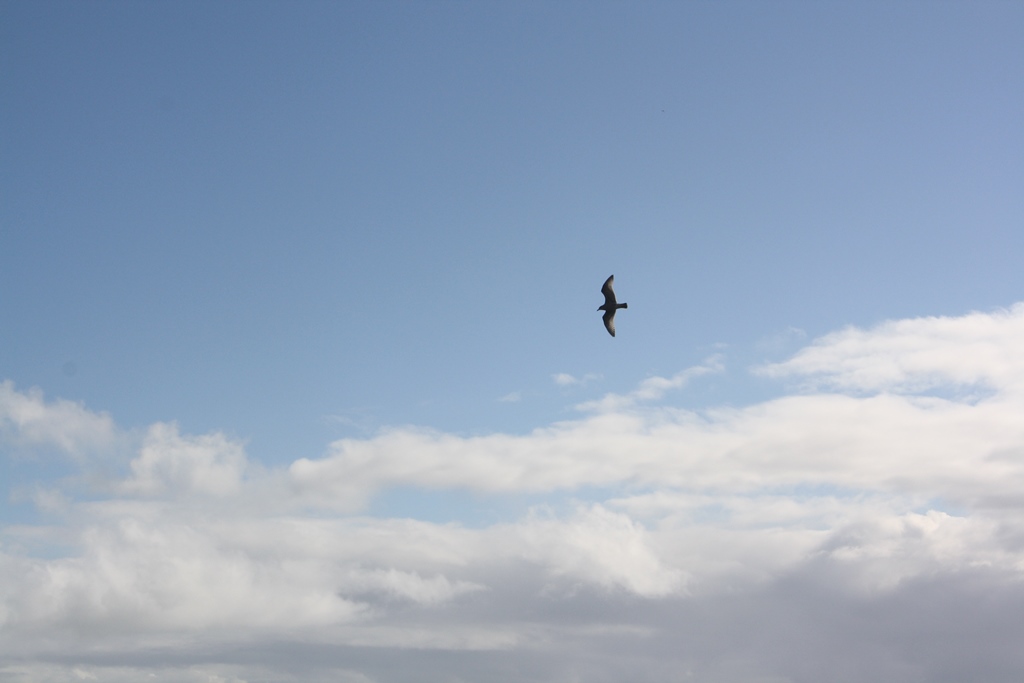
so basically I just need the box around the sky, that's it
[1,1,1023,681]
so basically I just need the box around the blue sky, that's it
[2,2,1024,682]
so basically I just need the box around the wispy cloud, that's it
[552,373,601,387]
[574,355,723,412]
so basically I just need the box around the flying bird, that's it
[598,275,628,337]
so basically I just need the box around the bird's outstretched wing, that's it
[601,275,617,307]
[603,310,616,337]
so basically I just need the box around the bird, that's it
[598,274,628,337]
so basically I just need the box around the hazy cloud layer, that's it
[3,305,1024,682]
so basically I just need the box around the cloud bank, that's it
[3,305,1024,682]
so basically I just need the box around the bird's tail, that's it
[619,302,628,309]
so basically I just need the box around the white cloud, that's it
[758,303,1024,394]
[118,422,249,497]
[509,504,685,597]
[0,381,119,459]
[288,390,1024,512]
[4,304,1024,680]
[3,515,365,636]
